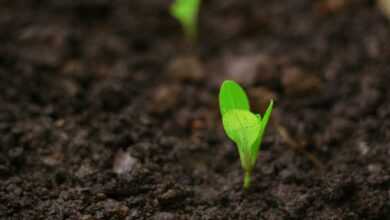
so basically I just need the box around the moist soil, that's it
[1,0,390,219]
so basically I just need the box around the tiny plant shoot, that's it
[219,80,273,189]
[170,0,201,42]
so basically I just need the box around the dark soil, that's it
[1,0,390,219]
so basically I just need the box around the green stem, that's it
[185,25,197,44]
[243,170,251,190]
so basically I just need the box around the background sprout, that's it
[170,0,201,42]
[378,0,390,19]
[219,80,273,189]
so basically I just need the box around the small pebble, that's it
[113,149,137,175]
[357,141,369,156]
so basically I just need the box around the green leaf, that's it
[170,0,201,41]
[260,100,274,133]
[251,100,274,164]
[219,80,250,116]
[222,109,260,170]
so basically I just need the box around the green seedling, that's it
[170,0,201,42]
[219,80,273,189]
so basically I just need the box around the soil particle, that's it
[157,187,191,208]
[167,56,204,82]
[41,152,64,166]
[149,84,181,113]
[321,117,353,145]
[88,81,130,112]
[323,173,355,202]
[281,66,323,96]
[151,212,176,220]
[14,26,71,67]
[113,149,138,175]
[81,215,94,220]
[367,163,382,174]
[62,60,86,78]
[357,141,370,156]
[224,54,264,85]
[75,163,95,178]
[57,79,80,97]
[102,199,129,217]
[318,0,350,14]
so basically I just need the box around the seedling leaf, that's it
[219,80,250,116]
[219,80,274,189]
[251,100,274,159]
[170,0,201,41]
[222,109,261,150]
[222,109,261,170]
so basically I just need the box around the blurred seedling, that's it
[219,80,273,189]
[170,0,201,42]
[378,0,390,19]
